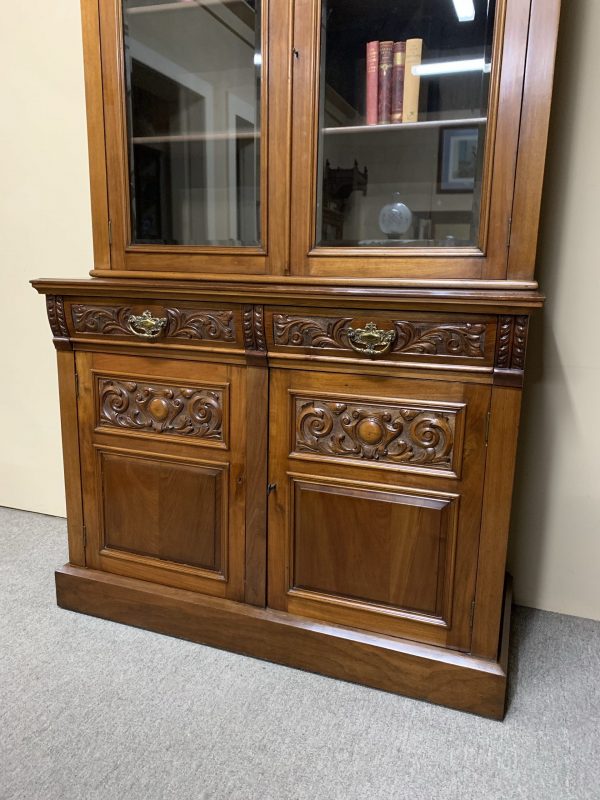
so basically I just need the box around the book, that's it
[365,41,379,125]
[402,38,423,123]
[377,41,394,124]
[391,41,406,123]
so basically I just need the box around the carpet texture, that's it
[0,506,598,800]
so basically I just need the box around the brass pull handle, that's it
[127,310,167,340]
[347,322,395,357]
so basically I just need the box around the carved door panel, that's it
[76,351,247,600]
[267,368,491,650]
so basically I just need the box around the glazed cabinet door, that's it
[76,351,247,599]
[267,368,490,651]
[96,0,291,275]
[290,0,531,279]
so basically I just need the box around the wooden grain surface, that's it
[56,564,510,719]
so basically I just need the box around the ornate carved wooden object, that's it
[294,396,457,471]
[45,295,70,349]
[32,0,560,719]
[494,315,530,385]
[273,314,486,358]
[72,304,236,341]
[98,378,224,441]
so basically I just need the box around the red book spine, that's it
[366,41,379,125]
[378,41,394,124]
[391,41,406,123]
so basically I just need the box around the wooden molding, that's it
[56,564,511,719]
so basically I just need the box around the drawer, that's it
[65,297,245,351]
[265,306,497,369]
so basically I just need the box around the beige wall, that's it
[0,4,92,516]
[508,0,600,621]
[0,2,598,619]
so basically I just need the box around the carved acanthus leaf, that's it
[164,309,235,341]
[72,304,236,342]
[274,315,486,358]
[495,315,529,371]
[46,295,70,339]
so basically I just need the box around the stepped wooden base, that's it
[55,565,512,719]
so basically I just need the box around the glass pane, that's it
[316,0,496,249]
[123,0,261,246]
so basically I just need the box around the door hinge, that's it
[108,219,113,246]
[75,370,80,398]
[484,410,491,446]
[82,524,87,549]
[469,600,476,628]
[267,483,277,496]
[506,216,512,249]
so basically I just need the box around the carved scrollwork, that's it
[273,315,352,348]
[164,308,235,341]
[72,304,236,342]
[393,321,486,357]
[295,397,456,469]
[73,304,134,335]
[273,314,486,358]
[98,378,224,440]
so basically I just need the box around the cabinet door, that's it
[268,369,490,651]
[97,0,291,274]
[76,352,247,599]
[290,0,530,280]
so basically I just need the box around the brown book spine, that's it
[391,41,406,123]
[378,41,394,124]
[365,41,379,125]
[403,38,423,123]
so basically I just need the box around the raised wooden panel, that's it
[101,452,224,574]
[266,307,497,371]
[97,376,226,445]
[293,394,463,476]
[291,479,457,622]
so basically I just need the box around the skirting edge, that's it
[55,565,511,719]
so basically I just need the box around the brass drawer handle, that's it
[347,322,396,356]
[127,310,167,340]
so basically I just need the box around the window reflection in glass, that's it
[123,0,261,246]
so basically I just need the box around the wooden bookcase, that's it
[33,0,561,718]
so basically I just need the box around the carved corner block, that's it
[45,295,72,350]
[494,315,530,387]
[243,305,267,364]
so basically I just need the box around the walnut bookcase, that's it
[33,0,560,718]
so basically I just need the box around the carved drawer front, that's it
[267,307,496,369]
[67,299,243,349]
[293,393,464,477]
[96,375,228,448]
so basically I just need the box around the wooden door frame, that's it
[86,0,293,276]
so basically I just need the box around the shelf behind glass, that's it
[323,116,487,135]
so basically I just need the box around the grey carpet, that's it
[0,507,598,800]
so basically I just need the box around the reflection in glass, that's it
[316,0,496,249]
[123,0,261,246]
